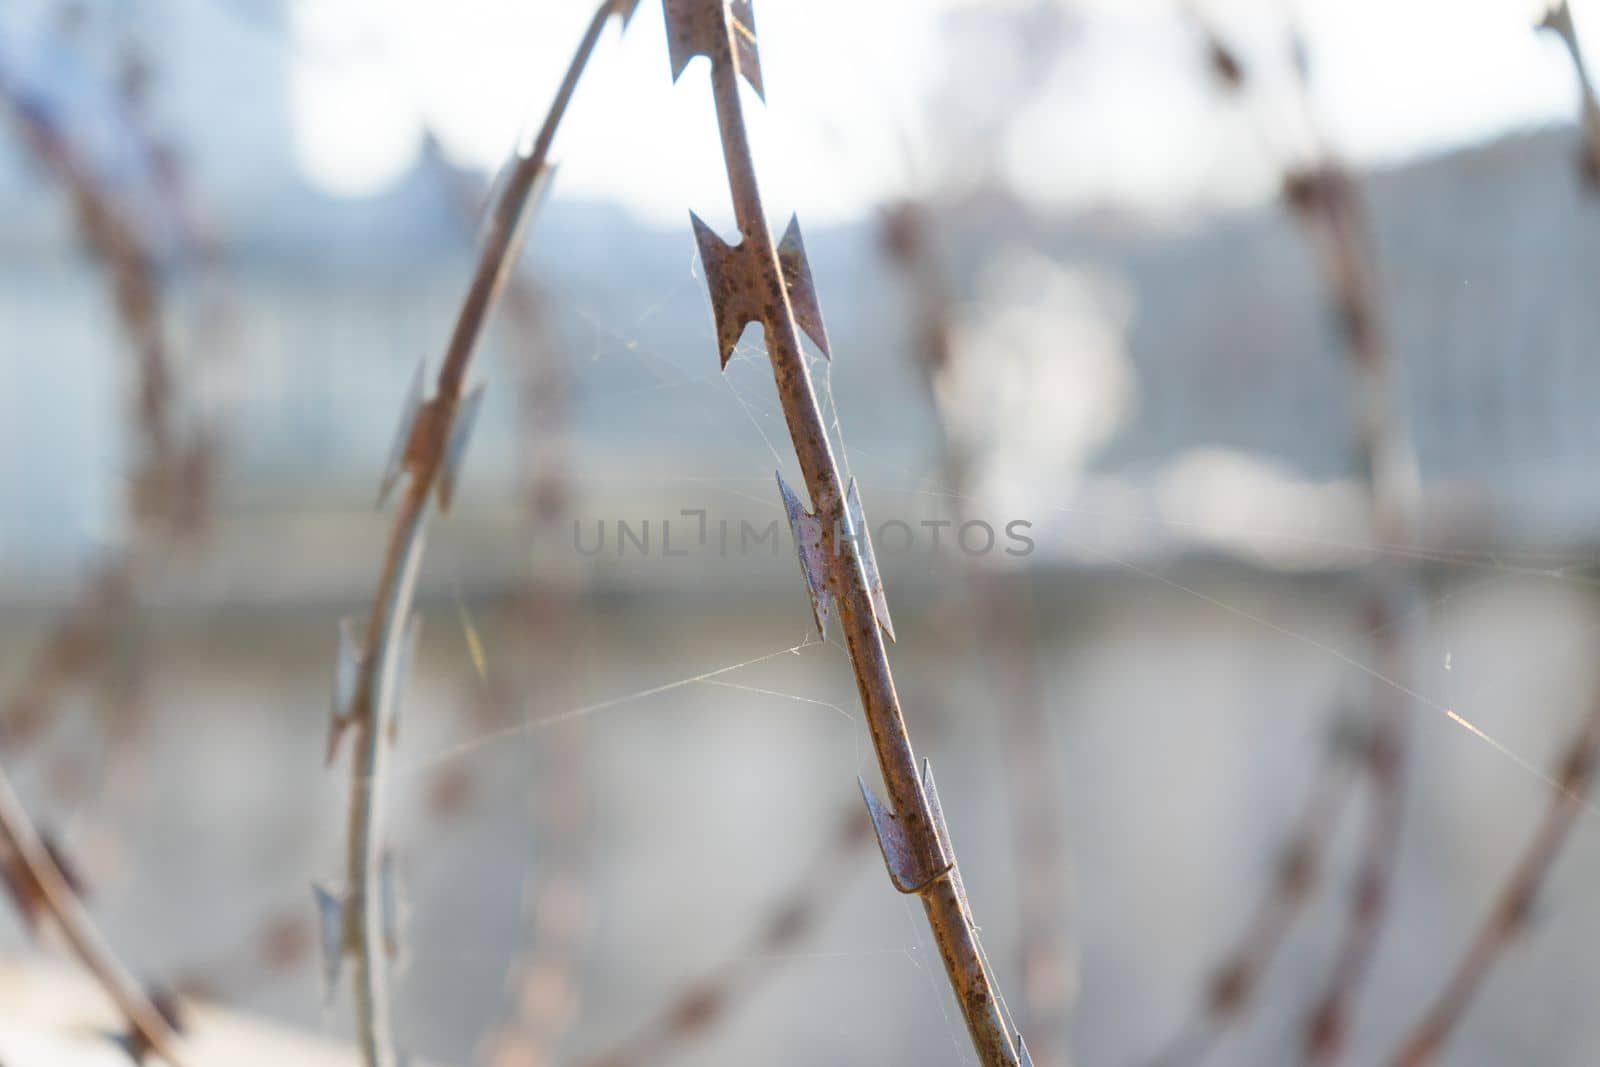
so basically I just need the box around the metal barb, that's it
[690,212,830,369]
[614,0,644,28]
[776,471,835,639]
[777,215,830,357]
[379,363,426,506]
[857,776,950,895]
[664,0,763,99]
[690,212,768,369]
[333,6,635,1064]
[1541,0,1574,36]
[843,479,894,643]
[919,759,964,903]
[1537,1,1600,186]
[328,616,368,766]
[313,883,349,998]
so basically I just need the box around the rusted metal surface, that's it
[666,0,763,99]
[322,5,637,1064]
[663,2,1024,1062]
[691,212,829,367]
[858,769,949,894]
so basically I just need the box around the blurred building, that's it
[4,0,1600,589]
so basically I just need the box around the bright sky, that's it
[287,0,1592,225]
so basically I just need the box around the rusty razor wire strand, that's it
[1148,18,1423,1065]
[471,245,595,1067]
[425,135,602,1067]
[578,807,872,1067]
[0,768,188,1064]
[1279,44,1424,1067]
[880,202,1076,1067]
[1383,685,1600,1065]
[318,5,639,1065]
[1132,25,1368,1065]
[1371,29,1600,1049]
[0,67,214,543]
[1538,1,1600,186]
[0,57,214,1067]
[660,2,1027,1062]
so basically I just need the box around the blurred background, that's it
[5,0,1600,1064]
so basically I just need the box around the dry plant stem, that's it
[332,6,634,1064]
[0,767,185,1064]
[883,206,1074,1065]
[1386,695,1600,1066]
[667,3,1023,1061]
[579,810,872,1067]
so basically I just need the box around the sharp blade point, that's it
[844,479,895,642]
[615,0,643,28]
[777,215,830,358]
[328,617,366,765]
[663,0,764,97]
[379,362,426,506]
[858,777,936,894]
[689,211,756,370]
[776,471,833,639]
[730,0,765,100]
[312,884,348,998]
